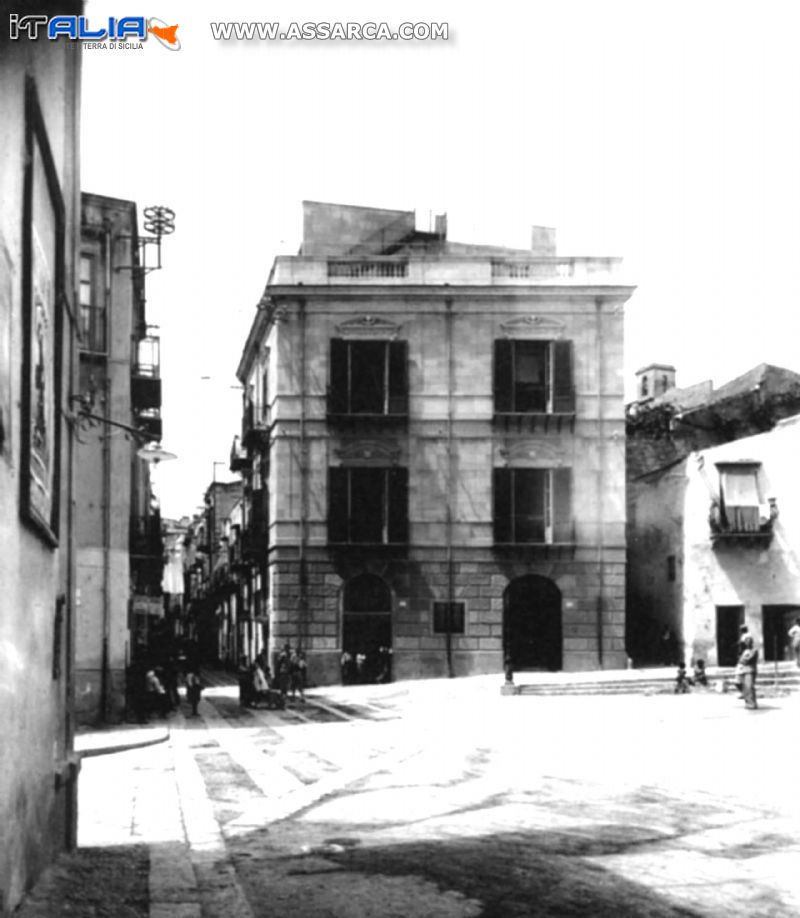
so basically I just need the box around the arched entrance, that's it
[503,575,562,671]
[342,574,392,683]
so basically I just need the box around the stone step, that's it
[513,667,800,696]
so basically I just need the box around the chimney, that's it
[531,226,556,256]
[434,213,448,240]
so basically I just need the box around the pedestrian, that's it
[674,662,691,694]
[738,634,759,710]
[289,648,306,700]
[691,659,709,688]
[734,623,751,696]
[237,655,254,708]
[276,643,292,697]
[340,650,353,685]
[788,617,800,668]
[252,658,270,703]
[185,669,203,717]
[145,667,169,717]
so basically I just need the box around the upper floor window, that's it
[494,339,574,414]
[493,467,573,544]
[710,462,775,538]
[329,339,408,416]
[328,466,408,544]
[79,254,106,353]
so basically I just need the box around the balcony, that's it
[241,399,270,450]
[132,329,161,411]
[230,434,249,472]
[135,410,162,443]
[326,389,408,426]
[130,515,163,558]
[709,499,777,546]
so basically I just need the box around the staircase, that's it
[507,661,800,697]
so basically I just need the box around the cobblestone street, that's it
[17,675,800,917]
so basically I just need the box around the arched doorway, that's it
[342,574,392,683]
[503,575,562,671]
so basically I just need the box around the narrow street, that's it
[18,676,800,918]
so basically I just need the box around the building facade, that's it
[72,193,165,723]
[234,202,634,685]
[0,21,82,912]
[626,363,800,664]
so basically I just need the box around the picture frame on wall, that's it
[19,77,65,547]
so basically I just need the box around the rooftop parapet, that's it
[267,254,626,288]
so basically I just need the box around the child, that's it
[692,659,709,687]
[185,669,203,717]
[674,662,691,694]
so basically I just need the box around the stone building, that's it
[235,201,634,685]
[0,19,82,911]
[72,193,165,723]
[626,363,800,664]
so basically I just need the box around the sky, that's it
[80,0,800,519]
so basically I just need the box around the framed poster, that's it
[20,78,65,547]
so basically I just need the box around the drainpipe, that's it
[595,297,605,668]
[445,297,455,677]
[100,224,113,720]
[297,297,308,649]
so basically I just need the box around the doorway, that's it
[342,574,392,683]
[503,575,562,671]
[715,605,744,666]
[762,605,800,662]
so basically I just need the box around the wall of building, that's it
[626,466,687,664]
[258,281,629,680]
[0,33,81,913]
[73,198,138,724]
[682,418,800,665]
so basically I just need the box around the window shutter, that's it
[493,468,512,543]
[552,340,575,412]
[328,467,349,542]
[551,468,573,542]
[329,339,348,414]
[387,467,409,543]
[388,340,408,415]
[494,339,513,413]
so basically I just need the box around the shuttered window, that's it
[329,339,408,415]
[328,467,409,543]
[493,468,573,544]
[494,339,574,413]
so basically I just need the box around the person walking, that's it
[289,648,306,701]
[738,634,759,710]
[185,669,203,717]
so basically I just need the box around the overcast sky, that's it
[80,0,800,518]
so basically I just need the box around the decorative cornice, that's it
[498,440,563,465]
[334,440,402,465]
[500,315,565,339]
[336,315,402,339]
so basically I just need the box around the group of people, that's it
[238,645,307,708]
[340,646,393,685]
[673,624,760,708]
[129,656,205,721]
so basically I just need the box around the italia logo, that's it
[8,14,181,49]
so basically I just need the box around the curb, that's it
[78,727,170,758]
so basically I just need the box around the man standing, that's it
[788,617,800,668]
[738,634,759,710]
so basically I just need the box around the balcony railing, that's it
[230,434,249,472]
[709,500,777,545]
[328,259,408,279]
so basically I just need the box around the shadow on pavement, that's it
[229,826,704,918]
